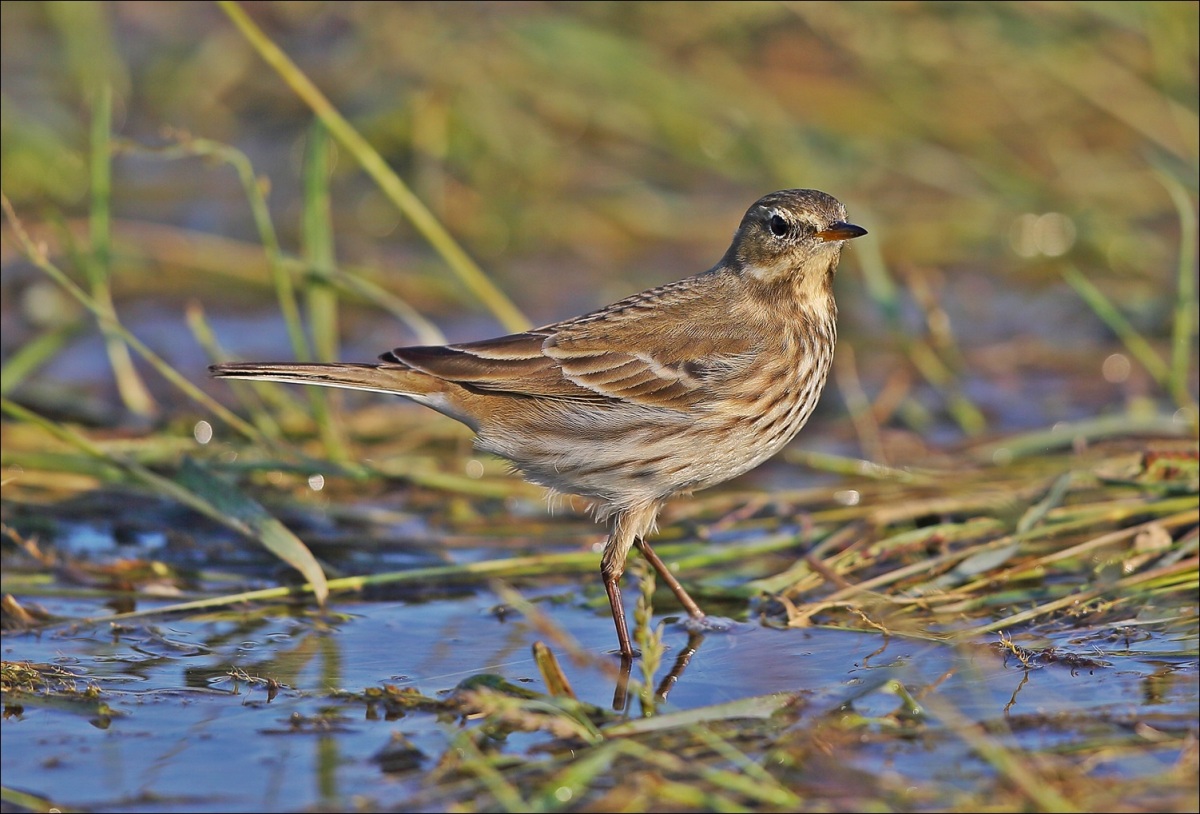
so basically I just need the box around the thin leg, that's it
[600,504,659,660]
[636,537,706,620]
[604,569,636,659]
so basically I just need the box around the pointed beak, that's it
[816,222,868,242]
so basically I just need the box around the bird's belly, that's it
[478,381,827,512]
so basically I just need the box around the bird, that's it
[210,189,866,659]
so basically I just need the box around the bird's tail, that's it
[209,362,434,399]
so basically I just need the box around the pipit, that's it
[211,188,866,659]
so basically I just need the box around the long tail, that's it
[209,362,433,399]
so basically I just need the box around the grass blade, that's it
[0,397,328,606]
[301,121,347,460]
[86,84,156,418]
[216,0,530,332]
[176,458,329,606]
[1061,264,1171,386]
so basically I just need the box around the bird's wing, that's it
[543,285,761,409]
[384,275,761,410]
[383,331,601,402]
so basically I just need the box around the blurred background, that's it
[2,0,1197,458]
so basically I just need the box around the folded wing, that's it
[382,276,761,410]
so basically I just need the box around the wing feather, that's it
[381,273,763,409]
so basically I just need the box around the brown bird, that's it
[211,189,866,659]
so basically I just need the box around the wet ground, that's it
[4,429,1198,812]
[6,580,1194,812]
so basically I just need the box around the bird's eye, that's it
[768,214,790,237]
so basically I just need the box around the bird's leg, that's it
[635,537,706,621]
[602,562,634,659]
[600,505,659,660]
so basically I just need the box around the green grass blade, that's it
[1061,264,1171,385]
[0,397,328,606]
[1156,168,1198,412]
[298,121,347,460]
[184,301,288,442]
[176,458,329,606]
[302,121,339,364]
[216,0,530,332]
[0,320,86,396]
[86,84,156,418]
[1,194,261,440]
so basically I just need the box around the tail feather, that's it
[209,362,432,399]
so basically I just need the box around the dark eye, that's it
[768,214,790,237]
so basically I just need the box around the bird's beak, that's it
[816,222,868,242]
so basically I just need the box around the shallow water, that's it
[4,566,1195,813]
